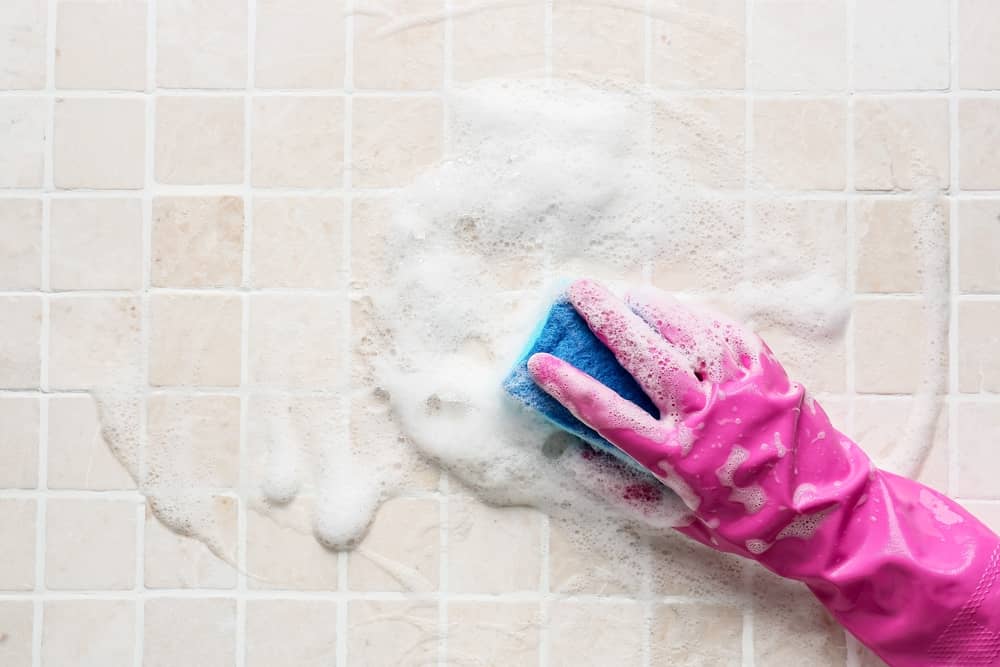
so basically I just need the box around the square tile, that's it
[854,98,950,190]
[0,0,46,89]
[652,97,745,189]
[754,572,846,664]
[0,98,45,187]
[649,0,745,89]
[347,600,439,666]
[959,199,1000,293]
[246,600,337,667]
[146,395,241,488]
[752,0,845,90]
[758,324,846,393]
[651,534,746,601]
[352,97,442,188]
[960,99,1000,190]
[151,196,244,287]
[53,98,145,189]
[651,199,744,291]
[252,97,343,187]
[248,294,344,388]
[47,395,134,490]
[50,198,142,290]
[354,0,443,90]
[753,99,846,190]
[149,294,242,386]
[651,603,743,666]
[452,2,545,81]
[0,601,33,665]
[959,301,1000,393]
[853,0,949,90]
[0,199,41,288]
[549,601,644,664]
[145,497,237,588]
[349,197,394,290]
[349,497,439,592]
[252,197,343,288]
[751,199,848,285]
[143,598,236,667]
[42,599,135,667]
[55,0,146,90]
[548,518,643,595]
[46,498,136,590]
[856,199,949,293]
[447,602,539,666]
[0,499,35,590]
[447,497,541,593]
[155,97,244,184]
[960,0,1000,89]
[255,0,345,89]
[0,296,41,389]
[49,296,141,389]
[552,2,644,83]
[0,397,38,489]
[246,500,340,590]
[156,0,247,88]
[854,299,945,394]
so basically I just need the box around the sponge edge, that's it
[503,295,659,471]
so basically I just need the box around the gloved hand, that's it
[528,279,1000,667]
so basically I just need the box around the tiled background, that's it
[1,0,999,665]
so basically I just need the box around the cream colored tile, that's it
[447,497,541,593]
[246,600,337,667]
[42,599,134,667]
[0,99,45,188]
[452,2,545,81]
[447,602,539,666]
[854,396,949,492]
[652,97,745,189]
[0,499,35,590]
[143,598,236,667]
[0,397,38,489]
[47,395,134,490]
[0,0,46,89]
[347,600,439,666]
[552,2,644,83]
[753,0,845,90]
[349,497,439,592]
[853,0,949,90]
[651,603,743,666]
[146,395,241,488]
[354,0,443,90]
[149,294,242,387]
[252,197,343,288]
[651,199,744,291]
[549,601,644,665]
[252,96,343,187]
[53,98,145,189]
[960,99,1000,190]
[854,98,950,191]
[856,199,949,293]
[49,296,141,389]
[751,199,847,284]
[649,0,744,89]
[151,196,244,287]
[754,99,846,190]
[352,97,442,188]
[959,200,1000,293]
[50,198,142,290]
[156,0,247,88]
[0,601,33,665]
[145,497,237,589]
[255,0,345,89]
[959,301,1000,394]
[46,498,135,590]
[961,501,1000,535]
[960,0,1000,89]
[350,197,395,290]
[0,296,41,389]
[0,199,41,289]
[155,97,244,184]
[753,571,846,665]
[248,294,344,388]
[548,518,643,595]
[854,299,946,394]
[247,500,340,590]
[759,325,846,393]
[651,534,746,602]
[55,0,146,90]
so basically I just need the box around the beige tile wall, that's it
[0,1,998,666]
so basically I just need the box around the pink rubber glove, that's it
[528,279,1000,667]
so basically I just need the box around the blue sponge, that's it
[503,296,659,470]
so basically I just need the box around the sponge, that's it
[503,295,659,471]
